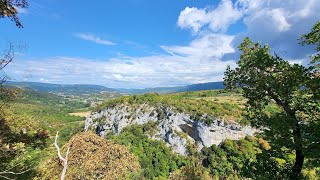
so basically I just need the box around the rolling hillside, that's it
[5,81,117,95]
[6,81,225,95]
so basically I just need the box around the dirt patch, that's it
[69,111,91,117]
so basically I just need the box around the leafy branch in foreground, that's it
[0,0,28,28]
[224,36,319,178]
[300,20,320,70]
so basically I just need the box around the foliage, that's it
[0,86,21,108]
[224,36,320,178]
[202,136,299,179]
[169,164,212,180]
[0,88,86,179]
[15,87,90,111]
[202,137,256,179]
[37,132,140,180]
[108,123,190,179]
[0,0,28,27]
[97,90,244,124]
[300,20,320,69]
[6,81,118,95]
[0,114,49,179]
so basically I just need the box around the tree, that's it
[0,0,28,28]
[300,21,320,101]
[224,34,319,178]
[0,1,30,179]
[0,0,28,108]
[301,21,320,70]
[0,42,25,109]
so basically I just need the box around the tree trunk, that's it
[289,121,304,179]
[290,148,304,179]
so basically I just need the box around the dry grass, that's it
[38,132,141,180]
[69,111,91,117]
[193,95,247,108]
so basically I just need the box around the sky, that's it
[1,0,319,89]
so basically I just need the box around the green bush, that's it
[108,123,190,179]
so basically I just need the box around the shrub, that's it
[37,132,140,179]
[108,123,189,179]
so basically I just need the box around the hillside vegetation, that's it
[6,81,117,95]
[1,87,318,179]
[97,90,245,124]
[0,88,87,179]
[38,132,141,180]
[108,122,190,179]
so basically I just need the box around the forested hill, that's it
[6,81,224,95]
[5,81,117,95]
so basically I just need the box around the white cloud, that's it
[74,33,116,45]
[177,7,207,34]
[236,0,320,59]
[14,6,28,14]
[7,35,236,88]
[178,0,243,34]
[161,34,235,58]
[39,78,51,83]
[179,0,320,60]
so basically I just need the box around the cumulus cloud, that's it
[178,0,243,34]
[7,46,235,89]
[161,34,235,58]
[235,0,320,59]
[74,33,116,45]
[179,0,320,60]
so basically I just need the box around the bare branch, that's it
[61,147,70,180]
[0,162,31,180]
[54,131,70,180]
[0,42,14,71]
[0,169,31,175]
[0,174,14,180]
[54,131,66,162]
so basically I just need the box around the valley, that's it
[3,81,317,179]
[1,1,319,178]
[1,83,256,179]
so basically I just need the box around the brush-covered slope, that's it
[6,81,116,95]
[38,132,140,180]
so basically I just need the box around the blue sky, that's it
[1,0,319,88]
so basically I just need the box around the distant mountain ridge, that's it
[5,81,117,95]
[119,82,224,94]
[5,81,224,94]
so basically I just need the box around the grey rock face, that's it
[85,103,256,155]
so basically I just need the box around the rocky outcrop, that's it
[85,103,256,155]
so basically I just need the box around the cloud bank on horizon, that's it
[7,0,320,88]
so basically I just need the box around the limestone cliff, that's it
[85,103,255,155]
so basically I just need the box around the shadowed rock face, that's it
[85,103,256,155]
[179,123,201,142]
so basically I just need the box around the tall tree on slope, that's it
[224,21,320,179]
